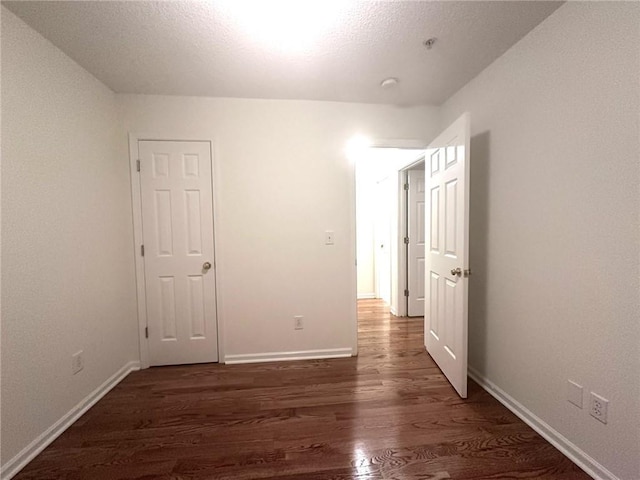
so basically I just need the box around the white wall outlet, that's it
[567,380,583,408]
[589,392,609,424]
[294,315,304,330]
[72,350,84,375]
[325,231,334,245]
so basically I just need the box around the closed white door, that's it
[139,140,218,366]
[425,113,470,398]
[374,177,391,304]
[407,169,426,317]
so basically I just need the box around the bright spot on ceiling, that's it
[218,0,350,54]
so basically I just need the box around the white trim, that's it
[357,293,376,299]
[370,139,428,149]
[128,134,224,368]
[1,361,140,480]
[128,134,150,368]
[468,367,619,480]
[348,148,359,357]
[396,170,408,317]
[225,348,353,365]
[390,306,399,316]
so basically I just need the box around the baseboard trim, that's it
[357,293,376,300]
[225,348,353,364]
[1,361,140,480]
[468,367,619,480]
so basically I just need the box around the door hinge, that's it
[403,183,409,191]
[136,159,141,172]
[145,326,149,338]
[404,237,409,245]
[141,244,145,256]
[404,289,409,297]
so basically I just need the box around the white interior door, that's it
[425,113,470,398]
[139,140,219,366]
[374,177,391,304]
[407,169,426,317]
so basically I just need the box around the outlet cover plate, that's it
[589,392,609,424]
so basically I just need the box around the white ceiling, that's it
[3,1,563,105]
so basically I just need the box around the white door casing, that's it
[407,169,426,317]
[425,113,470,398]
[138,140,219,366]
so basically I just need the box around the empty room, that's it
[1,1,638,479]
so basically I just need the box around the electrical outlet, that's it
[567,380,583,408]
[72,350,84,375]
[589,392,608,424]
[294,315,304,330]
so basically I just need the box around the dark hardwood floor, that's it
[14,300,589,479]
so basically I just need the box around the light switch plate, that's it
[567,380,583,408]
[325,231,334,245]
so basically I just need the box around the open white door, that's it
[425,113,470,398]
[139,140,219,366]
[407,169,426,317]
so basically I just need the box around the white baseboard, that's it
[390,306,399,316]
[468,367,619,480]
[357,293,376,300]
[1,361,140,480]
[225,348,353,364]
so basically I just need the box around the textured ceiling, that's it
[3,1,563,105]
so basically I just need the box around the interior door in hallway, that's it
[374,176,392,304]
[407,168,426,317]
[138,140,218,366]
[425,113,470,398]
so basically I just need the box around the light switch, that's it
[325,231,334,245]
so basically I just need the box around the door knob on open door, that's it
[451,267,462,277]
[203,262,212,271]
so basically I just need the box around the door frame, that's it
[128,134,223,369]
[397,156,426,317]
[351,138,426,344]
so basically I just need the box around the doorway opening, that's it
[352,113,471,398]
[355,147,425,333]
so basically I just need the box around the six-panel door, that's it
[139,140,219,366]
[425,113,470,398]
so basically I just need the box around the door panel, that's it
[408,169,426,317]
[425,113,470,398]
[139,140,218,366]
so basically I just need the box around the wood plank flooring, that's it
[14,300,590,479]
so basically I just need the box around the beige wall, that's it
[1,8,139,465]
[117,95,439,360]
[440,3,640,478]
